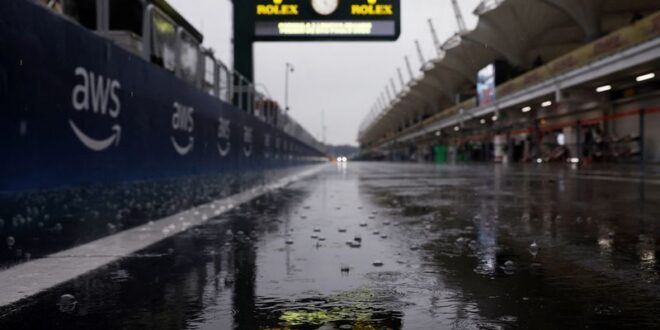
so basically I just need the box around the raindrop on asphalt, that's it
[529,241,539,257]
[107,223,117,235]
[502,260,515,275]
[455,237,466,247]
[57,294,78,313]
[340,264,350,273]
[223,274,235,287]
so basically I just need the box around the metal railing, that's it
[50,0,324,153]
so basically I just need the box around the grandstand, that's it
[359,0,660,163]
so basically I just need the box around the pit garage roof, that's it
[359,0,660,145]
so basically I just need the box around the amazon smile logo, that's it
[171,102,195,156]
[217,116,231,157]
[243,126,254,158]
[70,67,122,152]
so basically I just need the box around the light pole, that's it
[285,62,294,112]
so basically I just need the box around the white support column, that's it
[494,134,506,163]
[563,126,579,158]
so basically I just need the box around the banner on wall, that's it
[477,64,496,107]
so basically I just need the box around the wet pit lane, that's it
[1,162,660,329]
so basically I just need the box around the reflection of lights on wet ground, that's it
[597,227,614,256]
[11,163,660,329]
[279,308,373,326]
[640,250,655,264]
[558,178,565,192]
[638,235,656,267]
[336,157,348,174]
[474,216,497,275]
[273,288,391,327]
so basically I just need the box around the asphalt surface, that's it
[1,162,660,329]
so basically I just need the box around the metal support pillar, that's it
[640,108,645,164]
[533,119,540,160]
[576,120,582,159]
[232,0,254,82]
[507,134,514,163]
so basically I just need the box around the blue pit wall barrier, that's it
[0,0,325,193]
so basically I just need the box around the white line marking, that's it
[0,164,327,308]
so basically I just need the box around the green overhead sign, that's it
[253,0,401,41]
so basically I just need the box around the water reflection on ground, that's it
[1,162,660,329]
[0,167,308,270]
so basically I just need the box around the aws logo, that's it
[217,116,231,157]
[70,67,122,152]
[243,126,254,157]
[351,0,393,15]
[171,102,194,156]
[257,0,299,16]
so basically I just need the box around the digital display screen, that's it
[253,0,400,41]
[477,64,496,107]
[255,21,396,37]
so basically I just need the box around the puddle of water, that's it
[2,163,660,329]
[0,167,315,270]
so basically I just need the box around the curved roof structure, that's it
[359,0,660,146]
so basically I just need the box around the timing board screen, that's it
[253,0,401,41]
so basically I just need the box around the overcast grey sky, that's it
[168,0,483,145]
